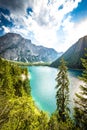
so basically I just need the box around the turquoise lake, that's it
[28,66,82,114]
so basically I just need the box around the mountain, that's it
[51,36,87,69]
[0,33,62,62]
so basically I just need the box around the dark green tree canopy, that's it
[74,53,87,130]
[55,58,70,122]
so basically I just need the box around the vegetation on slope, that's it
[0,56,87,130]
[0,57,49,130]
[74,53,87,130]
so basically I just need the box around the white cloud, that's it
[57,17,87,52]
[74,19,87,38]
[2,26,10,33]
[4,0,86,52]
[31,0,82,28]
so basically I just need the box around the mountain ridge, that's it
[51,35,87,69]
[0,33,62,62]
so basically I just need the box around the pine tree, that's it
[55,58,69,122]
[74,55,87,130]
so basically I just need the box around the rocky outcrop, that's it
[0,33,62,62]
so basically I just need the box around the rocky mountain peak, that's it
[0,33,62,62]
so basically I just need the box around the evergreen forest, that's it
[0,56,87,130]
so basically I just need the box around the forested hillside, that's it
[0,57,49,130]
[0,57,86,130]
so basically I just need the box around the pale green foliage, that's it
[0,57,49,130]
[1,95,49,130]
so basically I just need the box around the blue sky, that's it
[0,0,87,52]
[71,0,87,21]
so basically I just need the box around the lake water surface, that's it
[28,66,82,114]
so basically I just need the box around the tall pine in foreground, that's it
[55,58,70,122]
[74,54,87,130]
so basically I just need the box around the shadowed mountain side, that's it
[51,36,87,69]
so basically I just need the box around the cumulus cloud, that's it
[0,0,34,14]
[2,26,10,33]
[1,0,85,52]
[63,18,87,49]
[32,0,82,27]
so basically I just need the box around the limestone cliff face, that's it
[0,33,61,62]
[51,36,87,69]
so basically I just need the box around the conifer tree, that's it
[74,55,87,130]
[55,58,69,122]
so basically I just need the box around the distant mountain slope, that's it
[0,33,61,62]
[51,36,87,69]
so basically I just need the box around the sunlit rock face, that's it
[0,33,62,62]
